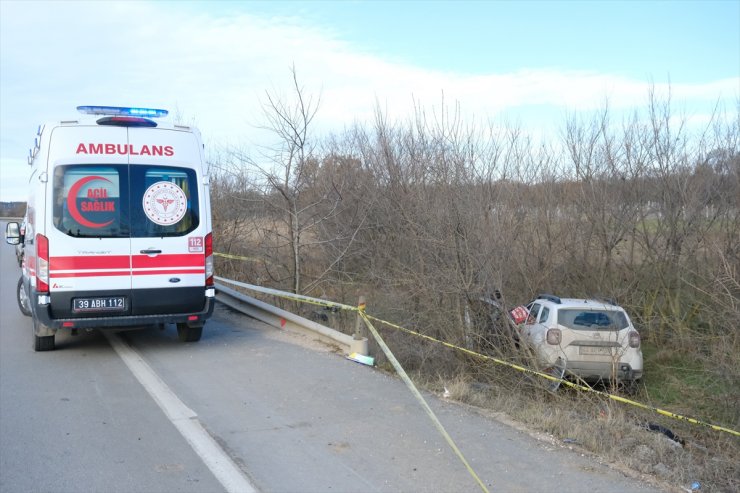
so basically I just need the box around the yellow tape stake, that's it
[360,313,491,493]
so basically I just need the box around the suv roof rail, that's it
[537,293,561,304]
[592,295,617,306]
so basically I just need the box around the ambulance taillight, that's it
[36,234,49,293]
[205,232,214,287]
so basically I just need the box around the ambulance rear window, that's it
[130,166,199,237]
[53,165,128,238]
[53,164,199,238]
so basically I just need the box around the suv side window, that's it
[526,303,542,324]
[539,306,550,323]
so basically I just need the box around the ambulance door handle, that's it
[140,249,162,255]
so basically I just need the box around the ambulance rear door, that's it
[127,127,208,316]
[47,125,133,319]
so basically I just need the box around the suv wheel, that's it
[621,379,640,396]
[544,358,566,392]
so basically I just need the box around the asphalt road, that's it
[0,220,668,493]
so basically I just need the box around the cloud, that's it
[1,0,736,201]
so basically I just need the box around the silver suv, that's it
[521,294,643,391]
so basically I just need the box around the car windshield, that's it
[557,309,629,330]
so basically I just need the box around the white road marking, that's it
[106,332,258,493]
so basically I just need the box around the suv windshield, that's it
[557,309,629,331]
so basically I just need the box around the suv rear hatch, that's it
[557,308,631,376]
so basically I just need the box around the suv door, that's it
[523,302,543,342]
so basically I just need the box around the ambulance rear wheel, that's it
[177,323,202,343]
[34,335,55,351]
[17,277,31,317]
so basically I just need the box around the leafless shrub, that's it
[209,82,739,491]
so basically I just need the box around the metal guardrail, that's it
[215,281,366,355]
[214,279,488,491]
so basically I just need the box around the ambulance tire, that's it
[17,277,31,317]
[32,318,55,352]
[34,335,55,352]
[177,323,202,343]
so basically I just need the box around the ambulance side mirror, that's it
[5,222,20,245]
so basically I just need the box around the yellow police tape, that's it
[213,274,740,440]
[214,276,490,492]
[214,252,264,263]
[359,312,490,493]
[364,314,740,437]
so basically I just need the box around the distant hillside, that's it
[0,202,26,217]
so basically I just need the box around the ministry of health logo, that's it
[142,181,187,226]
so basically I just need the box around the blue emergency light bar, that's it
[77,106,169,118]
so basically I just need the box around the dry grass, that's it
[219,261,739,492]
[419,356,739,493]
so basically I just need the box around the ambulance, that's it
[5,106,215,351]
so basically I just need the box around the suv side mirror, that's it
[5,222,20,245]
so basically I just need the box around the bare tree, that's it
[220,67,372,297]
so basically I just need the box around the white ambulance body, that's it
[6,106,215,351]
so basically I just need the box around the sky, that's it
[1,0,738,201]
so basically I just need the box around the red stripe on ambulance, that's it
[51,271,130,278]
[132,269,205,276]
[132,254,204,268]
[51,255,130,270]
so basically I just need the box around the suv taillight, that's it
[204,232,213,286]
[36,233,49,293]
[546,328,561,345]
[629,331,640,348]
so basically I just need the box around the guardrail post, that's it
[351,295,369,356]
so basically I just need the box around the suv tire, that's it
[621,379,640,396]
